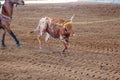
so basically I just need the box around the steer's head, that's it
[59,15,75,43]
[60,21,73,44]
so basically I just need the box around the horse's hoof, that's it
[17,43,22,48]
[0,45,7,49]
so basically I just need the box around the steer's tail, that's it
[29,26,39,34]
[29,20,41,34]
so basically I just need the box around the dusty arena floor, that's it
[0,2,120,80]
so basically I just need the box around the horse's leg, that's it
[9,30,21,47]
[0,30,6,48]
[1,31,6,47]
[4,26,21,47]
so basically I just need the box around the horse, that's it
[0,0,25,48]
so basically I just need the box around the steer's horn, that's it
[69,14,75,22]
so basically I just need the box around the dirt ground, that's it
[0,2,120,80]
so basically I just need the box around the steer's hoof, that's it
[39,47,42,50]
[60,52,66,57]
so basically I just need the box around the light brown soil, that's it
[0,2,120,80]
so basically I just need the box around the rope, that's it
[63,21,72,28]
[73,18,120,25]
[64,21,72,26]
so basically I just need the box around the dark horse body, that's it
[0,0,24,48]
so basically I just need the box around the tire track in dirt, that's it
[0,59,120,80]
[73,39,120,55]
[0,39,120,80]
[1,48,119,80]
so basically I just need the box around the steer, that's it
[33,15,75,54]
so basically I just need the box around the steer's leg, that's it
[62,42,68,53]
[61,42,69,56]
[37,31,45,50]
[45,33,51,42]
[45,33,51,52]
[37,35,42,49]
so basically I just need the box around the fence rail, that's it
[0,0,120,4]
[78,0,120,3]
